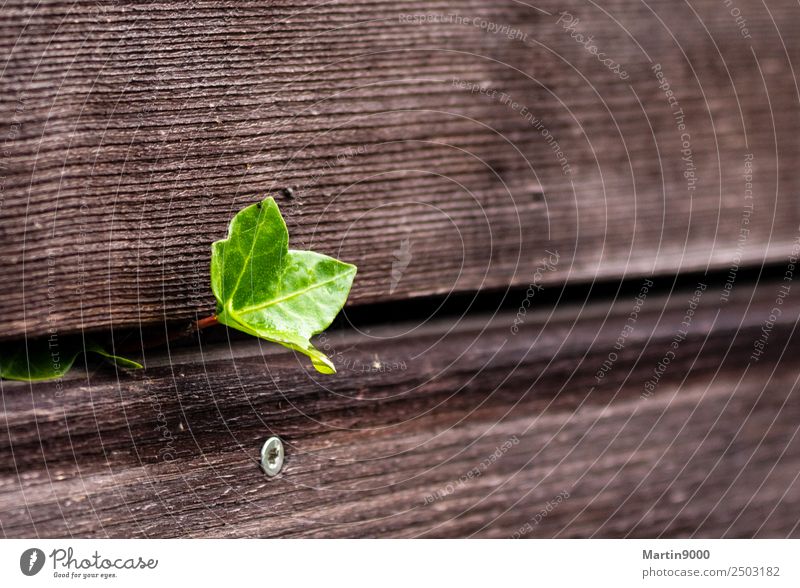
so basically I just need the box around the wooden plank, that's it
[2,0,799,338]
[2,278,799,537]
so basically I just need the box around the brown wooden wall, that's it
[1,0,799,537]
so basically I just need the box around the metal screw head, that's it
[260,437,284,477]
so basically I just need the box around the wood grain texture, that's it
[2,278,799,538]
[1,0,799,338]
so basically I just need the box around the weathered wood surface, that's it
[2,0,800,338]
[2,278,799,538]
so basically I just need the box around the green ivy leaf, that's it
[211,197,357,374]
[0,337,143,382]
[85,343,145,370]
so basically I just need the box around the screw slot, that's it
[260,437,284,477]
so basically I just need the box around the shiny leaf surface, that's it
[211,197,357,373]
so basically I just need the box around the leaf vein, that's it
[236,270,351,314]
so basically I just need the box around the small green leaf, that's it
[86,343,145,370]
[0,338,77,381]
[211,197,357,373]
[0,338,143,382]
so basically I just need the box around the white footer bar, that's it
[1,539,797,587]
